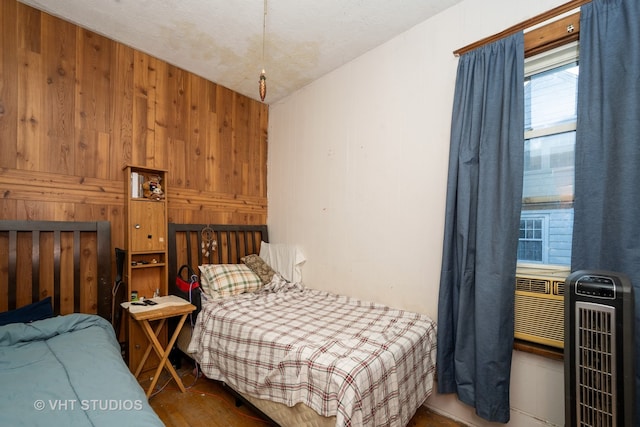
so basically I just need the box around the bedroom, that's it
[1,0,638,426]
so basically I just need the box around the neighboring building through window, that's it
[519,42,578,267]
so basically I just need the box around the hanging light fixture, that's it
[259,0,267,101]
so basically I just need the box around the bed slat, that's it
[31,231,40,305]
[7,230,17,310]
[73,230,81,313]
[53,230,61,313]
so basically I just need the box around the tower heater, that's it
[564,270,634,427]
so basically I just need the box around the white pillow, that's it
[258,241,306,283]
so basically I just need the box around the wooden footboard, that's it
[0,220,112,319]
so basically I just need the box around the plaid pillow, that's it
[198,264,262,299]
[240,254,277,284]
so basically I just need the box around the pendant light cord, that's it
[262,0,267,68]
[259,0,268,101]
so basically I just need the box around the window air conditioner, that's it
[514,265,571,348]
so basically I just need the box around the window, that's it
[518,42,578,267]
[518,216,545,262]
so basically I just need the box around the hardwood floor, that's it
[146,359,465,427]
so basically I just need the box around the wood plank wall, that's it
[0,1,268,256]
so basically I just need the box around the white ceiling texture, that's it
[19,0,463,104]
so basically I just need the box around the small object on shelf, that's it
[131,172,140,198]
[142,175,165,200]
[131,290,138,301]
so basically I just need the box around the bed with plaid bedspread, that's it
[188,280,437,427]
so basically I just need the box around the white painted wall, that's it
[267,0,569,425]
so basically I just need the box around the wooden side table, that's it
[127,300,196,397]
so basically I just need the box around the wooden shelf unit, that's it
[123,165,169,374]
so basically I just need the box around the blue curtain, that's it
[437,33,524,423]
[572,0,640,412]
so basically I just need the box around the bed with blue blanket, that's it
[0,314,163,426]
[0,220,163,427]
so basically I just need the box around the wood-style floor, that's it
[146,358,465,427]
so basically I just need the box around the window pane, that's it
[523,132,575,202]
[525,62,578,131]
[518,240,543,262]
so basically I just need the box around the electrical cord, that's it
[148,361,270,425]
[110,280,123,327]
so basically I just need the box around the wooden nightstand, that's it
[124,297,196,397]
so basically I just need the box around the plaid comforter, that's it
[188,280,437,427]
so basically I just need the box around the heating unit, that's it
[564,270,634,427]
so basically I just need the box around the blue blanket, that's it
[0,313,163,426]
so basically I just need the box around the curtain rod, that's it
[453,0,591,57]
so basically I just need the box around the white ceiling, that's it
[19,0,463,104]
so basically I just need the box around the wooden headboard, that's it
[167,223,269,294]
[0,220,112,319]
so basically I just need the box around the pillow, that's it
[198,264,263,299]
[0,297,54,326]
[258,241,306,283]
[241,254,277,284]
